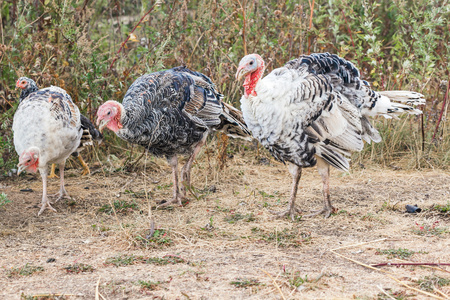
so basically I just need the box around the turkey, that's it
[96,66,251,206]
[16,77,102,177]
[13,84,82,215]
[236,53,425,220]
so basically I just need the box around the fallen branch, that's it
[432,79,450,142]
[109,2,159,71]
[331,250,445,300]
[259,268,286,300]
[372,262,450,268]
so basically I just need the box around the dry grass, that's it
[0,145,449,299]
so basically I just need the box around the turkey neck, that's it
[20,86,39,102]
[244,64,265,97]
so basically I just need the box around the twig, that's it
[435,288,450,299]
[109,2,159,71]
[377,285,396,300]
[95,276,101,300]
[331,250,445,300]
[307,0,315,54]
[371,262,450,268]
[235,0,247,55]
[330,238,387,251]
[341,9,355,48]
[432,79,450,142]
[259,268,286,300]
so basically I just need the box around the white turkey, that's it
[236,53,425,219]
[96,66,251,206]
[13,84,82,215]
[16,77,102,177]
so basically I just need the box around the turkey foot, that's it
[51,190,71,203]
[303,205,337,218]
[157,195,185,207]
[38,197,57,216]
[270,206,303,221]
[48,164,59,179]
[78,155,91,176]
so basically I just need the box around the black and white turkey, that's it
[16,77,102,177]
[96,66,251,206]
[236,53,425,219]
[13,84,82,215]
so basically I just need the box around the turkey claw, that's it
[50,192,71,203]
[303,206,337,218]
[157,196,185,207]
[270,206,303,221]
[38,201,57,216]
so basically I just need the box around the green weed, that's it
[0,193,10,209]
[416,275,450,292]
[98,200,139,215]
[224,213,255,224]
[230,278,262,288]
[375,248,425,259]
[64,263,94,274]
[7,264,44,278]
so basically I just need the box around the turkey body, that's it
[97,66,250,205]
[16,77,102,176]
[236,53,425,219]
[13,87,82,215]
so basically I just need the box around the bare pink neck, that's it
[244,63,265,97]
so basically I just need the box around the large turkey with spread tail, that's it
[97,66,251,206]
[236,53,425,219]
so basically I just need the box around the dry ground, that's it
[1,150,449,300]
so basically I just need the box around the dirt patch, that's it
[1,152,449,299]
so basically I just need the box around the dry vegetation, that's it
[0,0,449,299]
[1,145,450,299]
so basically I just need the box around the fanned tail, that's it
[374,91,425,119]
[216,102,253,141]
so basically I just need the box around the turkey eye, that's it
[107,111,111,116]
[249,61,254,65]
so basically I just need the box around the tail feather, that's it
[216,102,253,141]
[365,90,425,119]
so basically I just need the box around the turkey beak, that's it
[17,164,25,175]
[235,66,245,81]
[97,119,109,133]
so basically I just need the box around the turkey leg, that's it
[38,167,57,216]
[158,156,184,206]
[48,164,59,178]
[53,162,71,202]
[180,133,207,199]
[271,163,303,221]
[304,157,336,218]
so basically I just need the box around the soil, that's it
[1,151,449,300]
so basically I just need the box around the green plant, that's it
[230,278,262,288]
[105,254,142,267]
[413,221,448,236]
[64,263,94,274]
[286,272,308,288]
[433,202,450,213]
[7,264,44,278]
[0,192,11,208]
[224,213,255,224]
[137,280,163,291]
[98,200,139,214]
[416,275,450,292]
[375,248,426,259]
[135,229,173,248]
